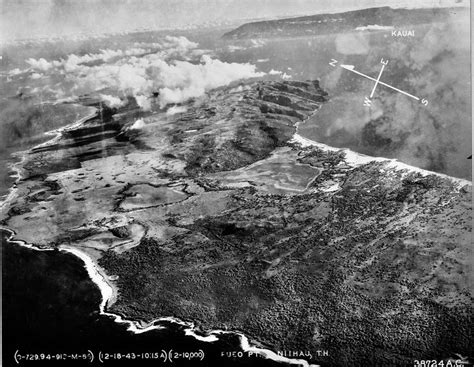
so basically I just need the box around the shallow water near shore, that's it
[2,229,289,366]
[1,7,471,366]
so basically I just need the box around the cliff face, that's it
[166,80,327,176]
[1,80,472,366]
[222,6,455,39]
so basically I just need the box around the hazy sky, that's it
[0,0,467,41]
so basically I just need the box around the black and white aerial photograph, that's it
[0,0,472,366]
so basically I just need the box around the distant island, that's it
[1,3,472,366]
[223,6,457,39]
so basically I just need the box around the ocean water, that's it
[1,230,286,367]
[1,10,471,366]
[0,31,296,367]
[213,15,471,180]
[0,13,470,201]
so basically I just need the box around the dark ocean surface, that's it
[1,230,287,367]
[1,11,471,366]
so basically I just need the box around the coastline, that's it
[0,99,320,366]
[291,133,472,189]
[2,228,319,367]
[0,105,98,212]
[58,245,321,367]
[31,106,98,151]
[0,152,27,211]
[1,90,470,367]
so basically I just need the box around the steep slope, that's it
[1,80,471,366]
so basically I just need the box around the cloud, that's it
[268,69,292,79]
[1,0,465,43]
[26,57,55,71]
[318,12,471,179]
[30,72,43,79]
[163,36,198,52]
[227,45,246,52]
[8,68,23,76]
[355,25,394,31]
[21,36,265,111]
[128,119,146,130]
[66,52,263,108]
[228,84,251,94]
[99,94,127,108]
[155,55,264,107]
[134,95,153,111]
[269,69,282,75]
[166,105,188,115]
[26,48,150,73]
[159,86,203,106]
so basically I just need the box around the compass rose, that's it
[329,58,428,107]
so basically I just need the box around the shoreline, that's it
[31,106,98,151]
[291,133,472,189]
[0,152,27,211]
[2,227,319,367]
[0,96,320,367]
[1,89,470,367]
[293,103,471,189]
[0,106,98,211]
[63,245,320,366]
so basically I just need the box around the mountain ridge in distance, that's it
[222,6,464,39]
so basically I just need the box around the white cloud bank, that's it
[355,25,395,31]
[23,36,265,109]
[268,69,292,80]
[99,94,127,108]
[30,72,43,79]
[156,55,264,107]
[26,47,150,72]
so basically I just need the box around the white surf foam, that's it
[291,133,471,189]
[0,229,316,367]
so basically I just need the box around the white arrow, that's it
[340,64,420,101]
